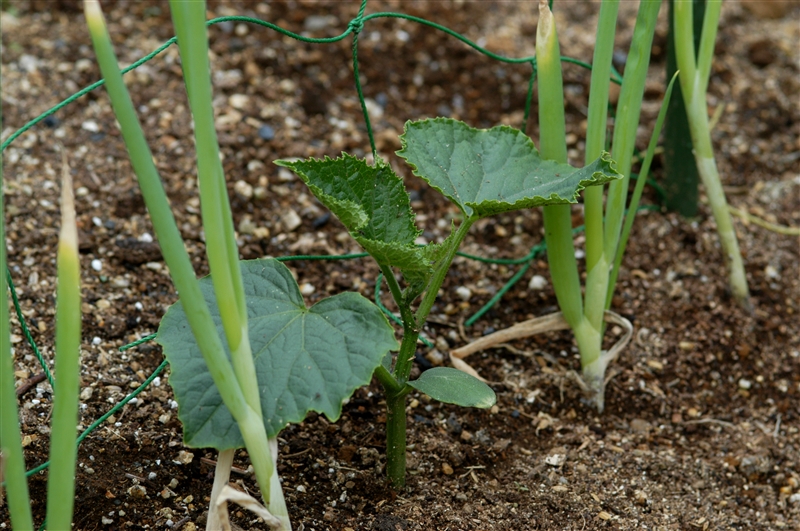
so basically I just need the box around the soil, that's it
[2,1,799,530]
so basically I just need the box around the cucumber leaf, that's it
[397,117,621,218]
[276,154,435,282]
[157,258,398,449]
[407,367,496,408]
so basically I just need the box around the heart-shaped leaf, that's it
[407,367,496,408]
[397,118,621,218]
[156,258,398,449]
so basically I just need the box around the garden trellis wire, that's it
[3,1,651,482]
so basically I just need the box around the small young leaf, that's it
[276,154,435,281]
[406,367,496,408]
[157,258,398,449]
[276,155,418,245]
[397,118,621,218]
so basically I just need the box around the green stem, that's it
[383,218,475,488]
[609,73,679,301]
[582,0,618,332]
[572,318,604,410]
[536,0,583,329]
[696,0,721,97]
[414,218,475,327]
[385,392,408,488]
[45,159,83,531]
[390,323,421,389]
[602,0,661,265]
[0,160,34,531]
[206,449,235,530]
[84,0,275,503]
[169,1,263,416]
[381,327,417,488]
[675,0,750,307]
[663,0,704,217]
[542,205,583,328]
[380,264,417,337]
[583,0,618,275]
[374,365,403,395]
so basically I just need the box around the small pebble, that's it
[173,450,194,465]
[296,485,306,493]
[304,14,337,32]
[765,265,779,279]
[528,275,547,290]
[82,120,100,133]
[91,259,103,272]
[281,209,302,231]
[258,125,275,140]
[738,378,752,390]
[127,485,147,499]
[300,283,315,295]
[238,217,256,235]
[43,115,60,128]
[234,180,253,199]
[278,168,295,182]
[634,490,648,506]
[425,349,444,366]
[629,418,652,434]
[441,463,454,475]
[455,286,471,301]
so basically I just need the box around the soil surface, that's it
[2,1,799,530]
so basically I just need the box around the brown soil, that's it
[2,1,799,530]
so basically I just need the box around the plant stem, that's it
[380,265,420,374]
[380,321,419,488]
[382,218,475,488]
[582,0,618,334]
[602,0,661,266]
[374,364,403,394]
[583,0,618,274]
[609,73,679,300]
[0,157,34,531]
[536,0,583,330]
[206,449,235,531]
[267,437,291,531]
[85,0,276,505]
[414,218,475,330]
[45,155,83,531]
[385,392,408,488]
[380,324,418,490]
[168,1,264,417]
[674,0,750,308]
[663,0,704,217]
